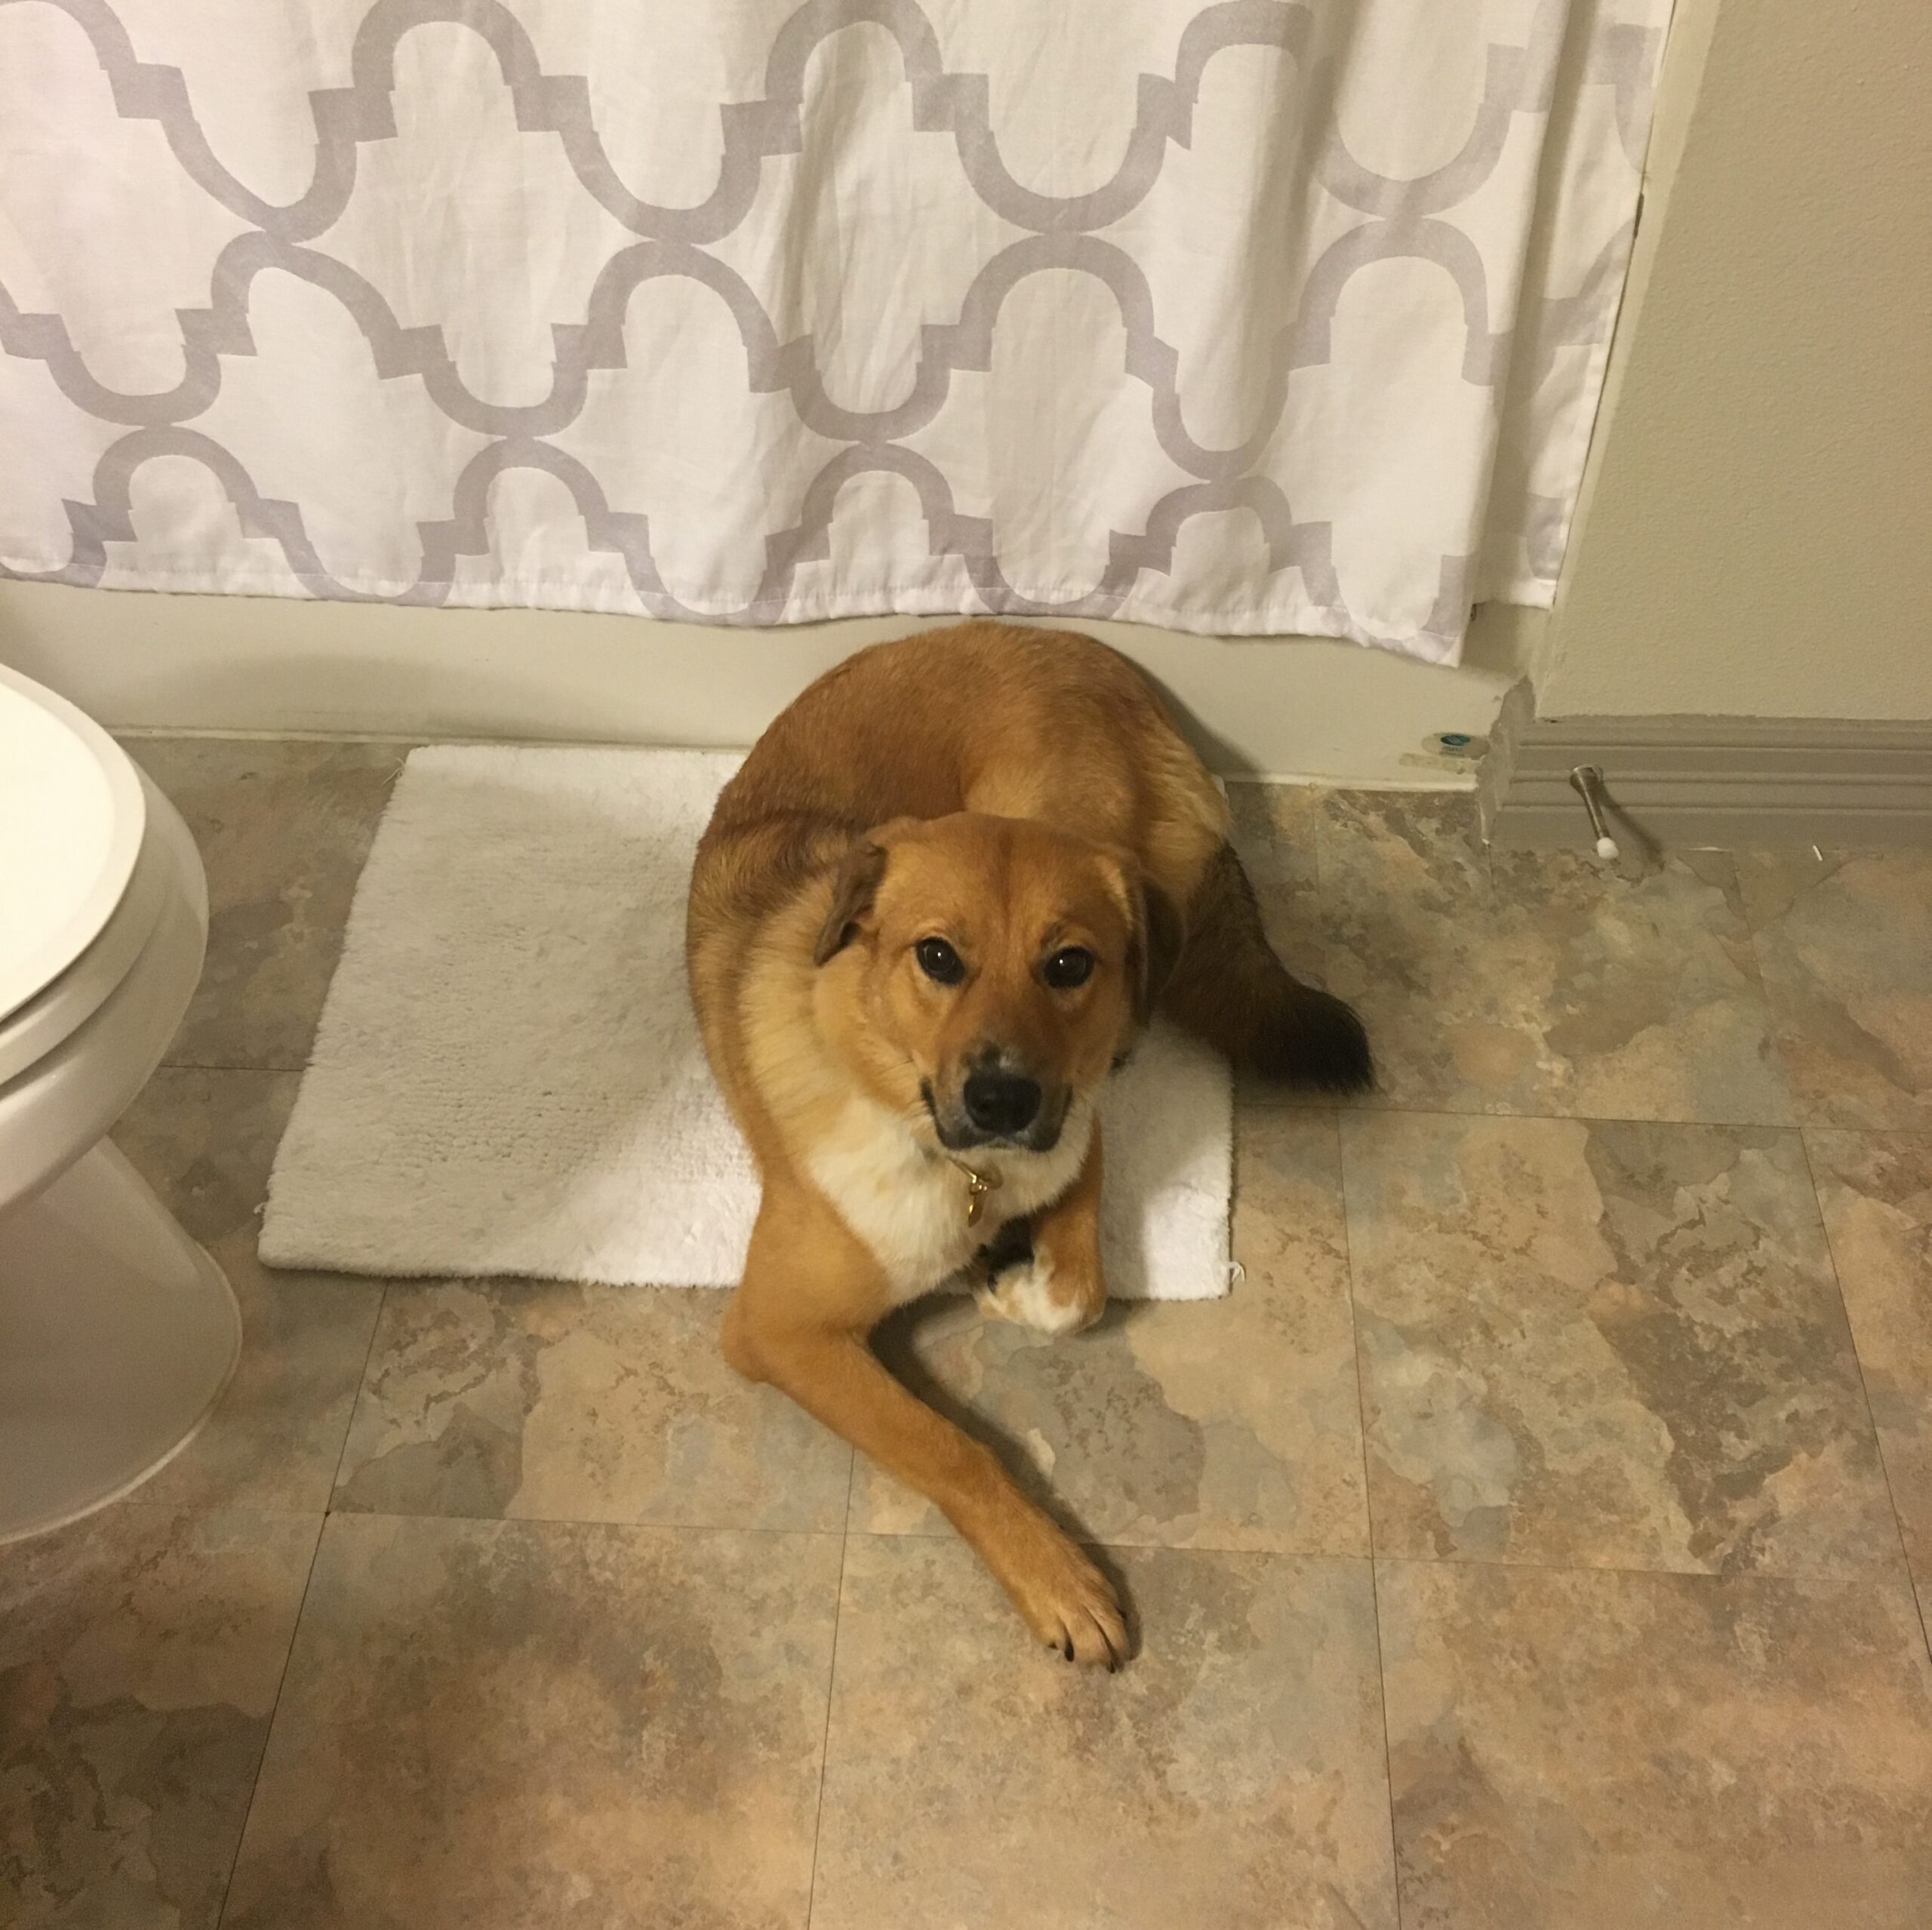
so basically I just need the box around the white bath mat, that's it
[260,746,1232,1299]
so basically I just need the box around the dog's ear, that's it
[1101,853,1185,1024]
[812,839,890,965]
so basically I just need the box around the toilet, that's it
[0,660,241,1541]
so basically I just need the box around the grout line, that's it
[1333,1108,1407,1930]
[217,1273,401,1928]
[323,1282,392,1513]
[214,1107,389,1924]
[823,1516,1915,1589]
[1366,1547,1920,1590]
[1797,1128,1932,1666]
[316,1505,851,1541]
[214,1509,328,1928]
[803,1455,858,1930]
[97,1482,1910,1589]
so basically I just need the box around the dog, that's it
[686,623,1370,1665]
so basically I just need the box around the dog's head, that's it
[810,814,1182,1153]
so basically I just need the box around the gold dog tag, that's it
[960,1165,1000,1227]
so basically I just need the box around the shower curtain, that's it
[0,1,1668,663]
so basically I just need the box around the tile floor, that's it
[5,738,1930,1929]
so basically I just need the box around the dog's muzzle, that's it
[924,1076,1069,1153]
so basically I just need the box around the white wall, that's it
[1538,0,1932,720]
[0,578,1540,783]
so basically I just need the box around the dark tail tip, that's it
[1249,983,1375,1093]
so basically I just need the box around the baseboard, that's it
[0,580,1543,786]
[1480,694,1932,849]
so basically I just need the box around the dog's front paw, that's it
[974,1251,1105,1336]
[981,1505,1128,1668]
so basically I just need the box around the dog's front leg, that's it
[723,1194,1128,1667]
[975,1119,1108,1336]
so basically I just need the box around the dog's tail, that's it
[1161,843,1374,1092]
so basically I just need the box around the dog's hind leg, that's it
[1161,842,1374,1092]
[724,1193,1128,1667]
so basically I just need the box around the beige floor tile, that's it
[222,1514,839,1930]
[1344,1111,1895,1574]
[1314,790,1792,1122]
[1380,1559,1932,1930]
[0,1504,321,1930]
[850,1110,1368,1555]
[128,737,405,1072]
[111,1067,385,1514]
[333,1279,852,1531]
[810,1536,1397,1930]
[1740,849,1932,1128]
[1807,1130,1932,1586]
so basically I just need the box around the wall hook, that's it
[1568,765,1620,861]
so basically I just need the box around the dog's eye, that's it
[914,937,966,985]
[1041,947,1095,990]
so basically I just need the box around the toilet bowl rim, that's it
[0,661,149,1025]
[0,774,188,1087]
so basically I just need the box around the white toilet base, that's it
[0,1139,242,1543]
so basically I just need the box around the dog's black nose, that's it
[961,1070,1042,1137]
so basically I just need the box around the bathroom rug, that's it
[260,746,1232,1298]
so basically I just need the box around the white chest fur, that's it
[804,1096,1092,1300]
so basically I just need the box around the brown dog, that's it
[686,623,1369,1664]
